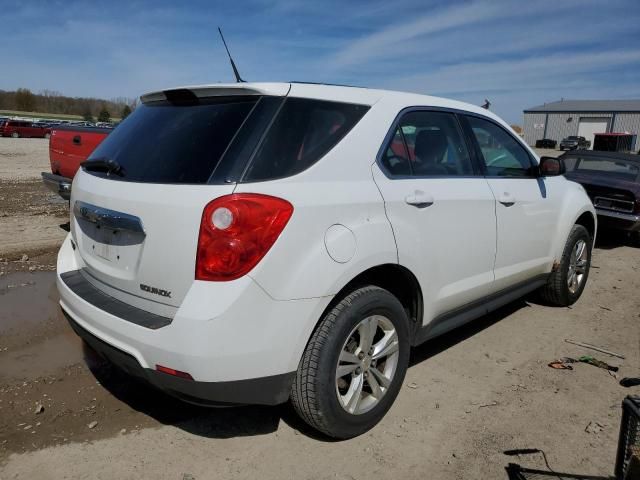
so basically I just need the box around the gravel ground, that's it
[0,138,67,257]
[0,139,638,479]
[0,137,50,181]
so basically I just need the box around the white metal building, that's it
[523,99,640,151]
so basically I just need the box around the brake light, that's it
[195,193,293,281]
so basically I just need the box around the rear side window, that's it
[242,98,369,182]
[86,96,258,183]
[381,111,473,177]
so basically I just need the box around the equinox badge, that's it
[140,283,172,298]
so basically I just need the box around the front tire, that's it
[11,132,19,138]
[291,286,410,439]
[540,224,592,306]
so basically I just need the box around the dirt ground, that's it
[0,138,68,257]
[0,139,639,479]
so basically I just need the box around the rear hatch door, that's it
[69,87,287,314]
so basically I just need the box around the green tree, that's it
[15,88,36,111]
[121,104,132,119]
[97,105,111,123]
[82,108,94,122]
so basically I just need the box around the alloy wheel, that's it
[335,315,400,415]
[567,239,588,294]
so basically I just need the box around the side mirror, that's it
[539,156,565,176]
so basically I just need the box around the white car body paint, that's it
[57,82,595,396]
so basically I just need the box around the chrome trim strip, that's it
[73,201,145,235]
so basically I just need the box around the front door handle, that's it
[498,192,516,206]
[405,191,434,208]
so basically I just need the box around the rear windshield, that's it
[85,94,368,184]
[86,96,258,183]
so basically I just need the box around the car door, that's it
[462,114,559,292]
[372,109,497,330]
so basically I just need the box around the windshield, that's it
[86,96,258,183]
[565,156,640,181]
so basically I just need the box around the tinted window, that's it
[86,96,257,183]
[382,111,473,177]
[243,98,369,182]
[467,116,533,177]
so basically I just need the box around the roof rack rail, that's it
[289,81,366,89]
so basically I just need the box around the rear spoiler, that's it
[140,83,291,104]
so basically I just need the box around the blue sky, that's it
[1,0,639,123]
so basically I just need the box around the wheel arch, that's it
[315,263,424,343]
[550,181,597,262]
[575,210,596,240]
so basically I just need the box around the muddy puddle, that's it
[0,271,86,381]
[0,270,268,460]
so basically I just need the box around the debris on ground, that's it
[34,403,44,414]
[549,356,619,372]
[564,339,625,359]
[620,378,640,388]
[87,421,98,429]
[548,360,573,370]
[584,421,604,434]
[20,254,29,262]
[577,355,619,372]
[479,401,499,408]
[406,382,418,389]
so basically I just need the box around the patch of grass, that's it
[0,110,83,121]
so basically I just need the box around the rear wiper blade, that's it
[81,157,125,176]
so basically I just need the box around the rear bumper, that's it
[41,172,72,200]
[56,234,331,406]
[64,310,295,406]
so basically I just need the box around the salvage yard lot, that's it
[0,138,638,479]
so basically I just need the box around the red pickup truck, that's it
[42,126,111,199]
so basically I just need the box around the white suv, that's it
[57,82,596,438]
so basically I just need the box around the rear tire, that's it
[539,224,592,306]
[11,132,19,138]
[291,286,410,439]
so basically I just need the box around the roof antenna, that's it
[218,27,245,83]
[481,98,491,110]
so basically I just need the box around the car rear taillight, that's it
[195,194,294,281]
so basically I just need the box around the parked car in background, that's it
[42,125,111,199]
[57,82,596,439]
[535,138,557,149]
[0,120,52,138]
[560,135,590,151]
[562,150,640,242]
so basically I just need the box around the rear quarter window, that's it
[242,98,369,182]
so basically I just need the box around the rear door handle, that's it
[498,192,516,206]
[405,191,434,208]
